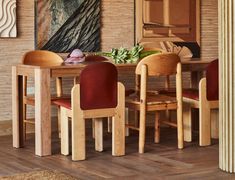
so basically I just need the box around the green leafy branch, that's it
[96,45,161,64]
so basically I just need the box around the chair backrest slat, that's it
[80,62,118,110]
[135,53,180,76]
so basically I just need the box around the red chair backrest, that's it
[80,62,118,110]
[85,55,108,62]
[206,59,219,101]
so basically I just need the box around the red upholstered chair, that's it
[54,62,125,161]
[71,55,111,137]
[183,59,219,146]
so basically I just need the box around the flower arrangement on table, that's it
[95,45,162,64]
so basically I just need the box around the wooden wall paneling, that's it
[200,0,218,60]
[100,0,135,51]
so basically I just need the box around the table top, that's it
[15,58,212,69]
[14,58,212,78]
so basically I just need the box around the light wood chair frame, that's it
[22,50,67,139]
[60,83,125,161]
[107,47,167,135]
[126,53,183,153]
[183,78,219,146]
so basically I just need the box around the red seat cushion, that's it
[53,89,133,109]
[53,99,71,110]
[182,89,199,100]
[158,88,176,95]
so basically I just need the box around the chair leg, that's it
[23,104,27,141]
[166,109,171,122]
[23,75,27,142]
[183,103,192,142]
[139,108,146,154]
[154,112,160,143]
[92,119,95,139]
[199,105,211,146]
[125,108,129,137]
[112,115,125,156]
[94,118,103,152]
[177,104,184,149]
[61,107,69,155]
[134,111,139,127]
[24,122,27,141]
[211,109,219,139]
[107,117,112,133]
[57,107,61,138]
[72,113,85,161]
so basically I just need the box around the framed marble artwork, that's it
[35,0,101,53]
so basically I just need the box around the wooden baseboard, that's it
[0,120,12,136]
[0,117,58,137]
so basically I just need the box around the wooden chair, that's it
[141,47,173,93]
[183,59,219,146]
[126,53,183,153]
[22,50,68,139]
[130,47,174,128]
[54,62,125,161]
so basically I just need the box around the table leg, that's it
[35,69,51,156]
[12,67,24,148]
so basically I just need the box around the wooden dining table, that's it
[12,58,212,157]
